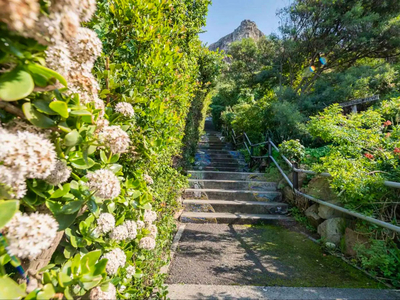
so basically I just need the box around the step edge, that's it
[180,212,292,219]
[185,188,281,193]
[183,199,287,205]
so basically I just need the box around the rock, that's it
[302,177,345,219]
[305,204,323,228]
[344,228,370,257]
[318,201,346,219]
[317,218,346,245]
[282,186,310,210]
[209,20,265,52]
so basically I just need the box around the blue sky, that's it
[200,0,290,45]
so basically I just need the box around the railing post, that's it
[292,162,299,190]
[250,145,254,168]
[267,138,272,167]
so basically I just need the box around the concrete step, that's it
[197,150,239,155]
[188,171,269,181]
[197,157,246,164]
[198,142,225,146]
[188,179,277,190]
[183,188,282,202]
[183,199,288,214]
[198,146,233,151]
[191,166,247,172]
[194,162,245,168]
[166,285,400,300]
[195,153,241,160]
[180,212,292,224]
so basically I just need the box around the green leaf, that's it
[81,250,102,274]
[50,183,71,198]
[0,200,19,229]
[110,153,120,163]
[70,110,92,116]
[46,200,62,215]
[0,276,27,299]
[55,210,79,230]
[31,72,48,88]
[27,63,67,87]
[62,200,84,214]
[22,102,56,128]
[87,199,98,213]
[93,258,108,275]
[0,68,34,101]
[58,271,73,288]
[64,286,73,300]
[36,283,55,300]
[70,157,95,169]
[107,164,122,174]
[49,100,69,118]
[130,190,141,199]
[64,130,82,146]
[58,120,71,132]
[100,150,108,164]
[32,99,58,115]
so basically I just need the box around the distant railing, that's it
[222,126,400,234]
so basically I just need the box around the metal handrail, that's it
[223,127,400,233]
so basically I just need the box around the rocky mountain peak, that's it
[209,20,265,52]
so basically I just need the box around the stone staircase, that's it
[180,121,291,224]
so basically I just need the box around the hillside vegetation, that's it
[212,0,400,287]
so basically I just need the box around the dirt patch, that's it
[167,223,383,288]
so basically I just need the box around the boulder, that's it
[305,204,323,228]
[317,218,346,245]
[318,201,347,219]
[344,228,370,257]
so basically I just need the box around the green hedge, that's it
[0,0,218,299]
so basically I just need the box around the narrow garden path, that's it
[166,119,400,300]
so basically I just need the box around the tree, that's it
[279,0,400,94]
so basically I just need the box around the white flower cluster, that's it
[138,210,158,250]
[109,225,128,241]
[0,129,57,199]
[147,224,158,239]
[3,212,59,259]
[115,102,135,118]
[109,220,137,241]
[99,125,130,154]
[96,213,115,234]
[139,237,156,250]
[125,265,136,279]
[124,220,138,240]
[45,160,71,186]
[0,0,39,32]
[143,210,157,224]
[102,248,126,275]
[2,0,104,120]
[137,220,145,230]
[89,283,116,300]
[143,174,154,185]
[87,169,121,200]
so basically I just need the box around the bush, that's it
[0,0,213,299]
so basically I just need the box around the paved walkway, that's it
[167,120,400,299]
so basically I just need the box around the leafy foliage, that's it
[0,0,216,299]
